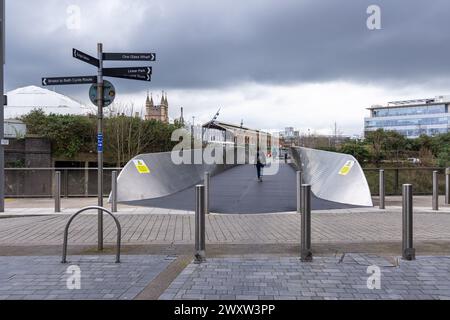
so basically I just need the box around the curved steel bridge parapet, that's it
[291,147,373,207]
[114,150,234,202]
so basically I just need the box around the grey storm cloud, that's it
[4,0,450,94]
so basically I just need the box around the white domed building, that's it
[5,85,92,120]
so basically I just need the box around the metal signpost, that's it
[103,66,152,79]
[73,48,99,67]
[42,44,156,250]
[108,73,151,81]
[42,76,97,86]
[103,52,156,61]
[96,43,104,249]
[0,0,5,212]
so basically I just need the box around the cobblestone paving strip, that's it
[135,255,192,300]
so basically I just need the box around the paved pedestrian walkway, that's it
[1,210,450,245]
[160,254,450,300]
[1,253,450,300]
[0,255,175,300]
[1,198,450,301]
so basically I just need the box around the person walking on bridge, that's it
[255,149,266,182]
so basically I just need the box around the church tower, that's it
[162,92,169,123]
[145,91,154,119]
[145,90,169,123]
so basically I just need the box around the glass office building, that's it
[364,97,450,138]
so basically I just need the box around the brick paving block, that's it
[0,255,173,300]
[161,255,450,300]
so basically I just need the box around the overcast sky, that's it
[5,0,450,135]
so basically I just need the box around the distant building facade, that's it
[145,91,169,123]
[280,127,300,147]
[365,96,450,138]
[4,119,26,138]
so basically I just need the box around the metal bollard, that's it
[204,172,210,215]
[195,185,206,263]
[111,171,118,213]
[445,168,450,205]
[300,184,313,262]
[54,171,61,213]
[379,169,385,209]
[296,171,302,213]
[64,169,69,199]
[432,171,439,211]
[402,184,415,261]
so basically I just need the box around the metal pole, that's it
[0,0,5,212]
[446,168,450,205]
[64,169,69,198]
[84,161,89,197]
[394,169,399,195]
[223,144,226,165]
[111,171,117,213]
[195,185,206,263]
[296,171,302,213]
[97,43,104,251]
[191,125,194,165]
[379,169,385,209]
[402,184,415,261]
[234,139,238,165]
[54,171,61,213]
[300,184,312,262]
[432,170,439,211]
[204,172,210,215]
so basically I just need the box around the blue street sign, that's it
[97,133,103,152]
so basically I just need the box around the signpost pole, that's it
[97,43,104,251]
[0,0,5,213]
[0,0,5,212]
[41,47,155,229]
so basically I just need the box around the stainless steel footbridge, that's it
[114,148,373,214]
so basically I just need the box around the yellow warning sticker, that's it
[133,159,150,174]
[339,160,355,176]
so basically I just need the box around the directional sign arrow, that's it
[103,66,152,77]
[103,52,156,61]
[106,73,152,82]
[73,49,99,67]
[42,76,97,86]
